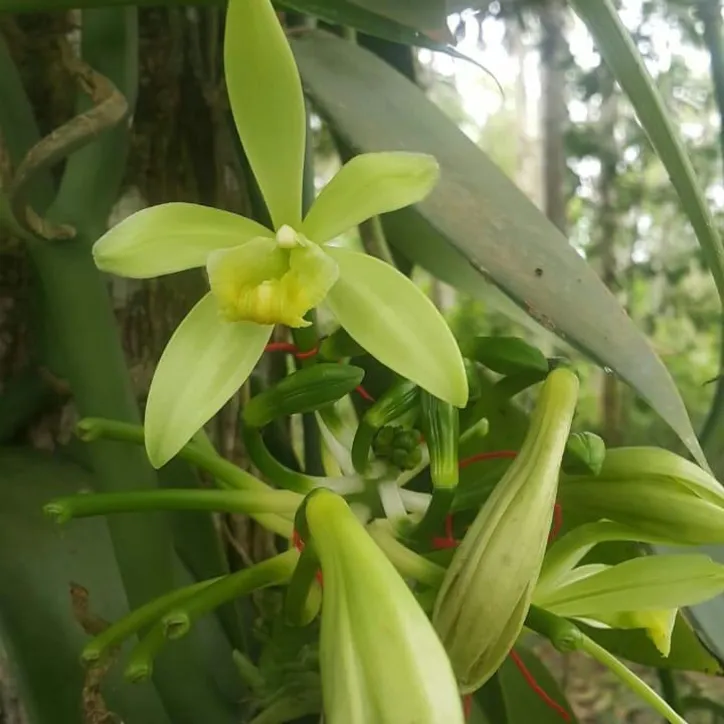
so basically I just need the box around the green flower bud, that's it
[305,490,465,724]
[562,431,606,476]
[560,447,724,544]
[432,368,579,693]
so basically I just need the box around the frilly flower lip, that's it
[92,0,468,468]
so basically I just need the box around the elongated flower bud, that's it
[304,490,464,724]
[433,368,579,693]
[560,447,724,544]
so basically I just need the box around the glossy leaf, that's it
[225,0,305,228]
[325,247,468,407]
[302,152,439,243]
[93,203,270,279]
[537,555,724,617]
[291,29,707,466]
[145,293,272,467]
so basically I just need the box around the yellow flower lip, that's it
[206,235,339,328]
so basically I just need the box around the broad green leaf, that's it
[225,0,305,228]
[498,647,578,723]
[291,30,707,467]
[325,247,468,407]
[302,152,439,243]
[578,614,722,674]
[537,555,724,617]
[92,203,270,279]
[145,293,272,467]
[0,448,241,724]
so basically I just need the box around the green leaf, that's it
[291,29,707,467]
[578,614,722,674]
[92,203,270,279]
[225,0,305,228]
[498,647,578,723]
[0,448,241,724]
[145,293,272,467]
[302,152,439,243]
[325,247,468,407]
[537,555,724,617]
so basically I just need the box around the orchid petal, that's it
[145,293,272,467]
[302,152,439,243]
[325,248,468,407]
[92,203,269,279]
[224,0,305,228]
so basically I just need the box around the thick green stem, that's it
[78,418,265,491]
[45,489,302,522]
[162,550,299,639]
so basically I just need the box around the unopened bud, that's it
[304,490,464,723]
[433,368,579,692]
[560,447,724,544]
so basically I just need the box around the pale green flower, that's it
[304,490,464,724]
[536,522,724,658]
[92,0,467,468]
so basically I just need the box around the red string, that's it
[292,530,323,585]
[264,341,319,359]
[548,502,563,542]
[355,385,375,402]
[463,695,472,720]
[509,650,571,721]
[263,342,374,401]
[458,450,518,469]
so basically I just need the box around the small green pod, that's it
[468,336,548,376]
[243,363,365,428]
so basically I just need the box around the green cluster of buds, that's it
[433,367,579,692]
[372,425,423,471]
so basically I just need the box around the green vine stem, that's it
[77,418,293,536]
[162,550,299,639]
[124,621,172,683]
[366,520,445,587]
[82,578,219,664]
[241,422,365,495]
[579,635,688,724]
[45,488,302,522]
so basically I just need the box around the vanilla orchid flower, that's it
[92,0,467,468]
